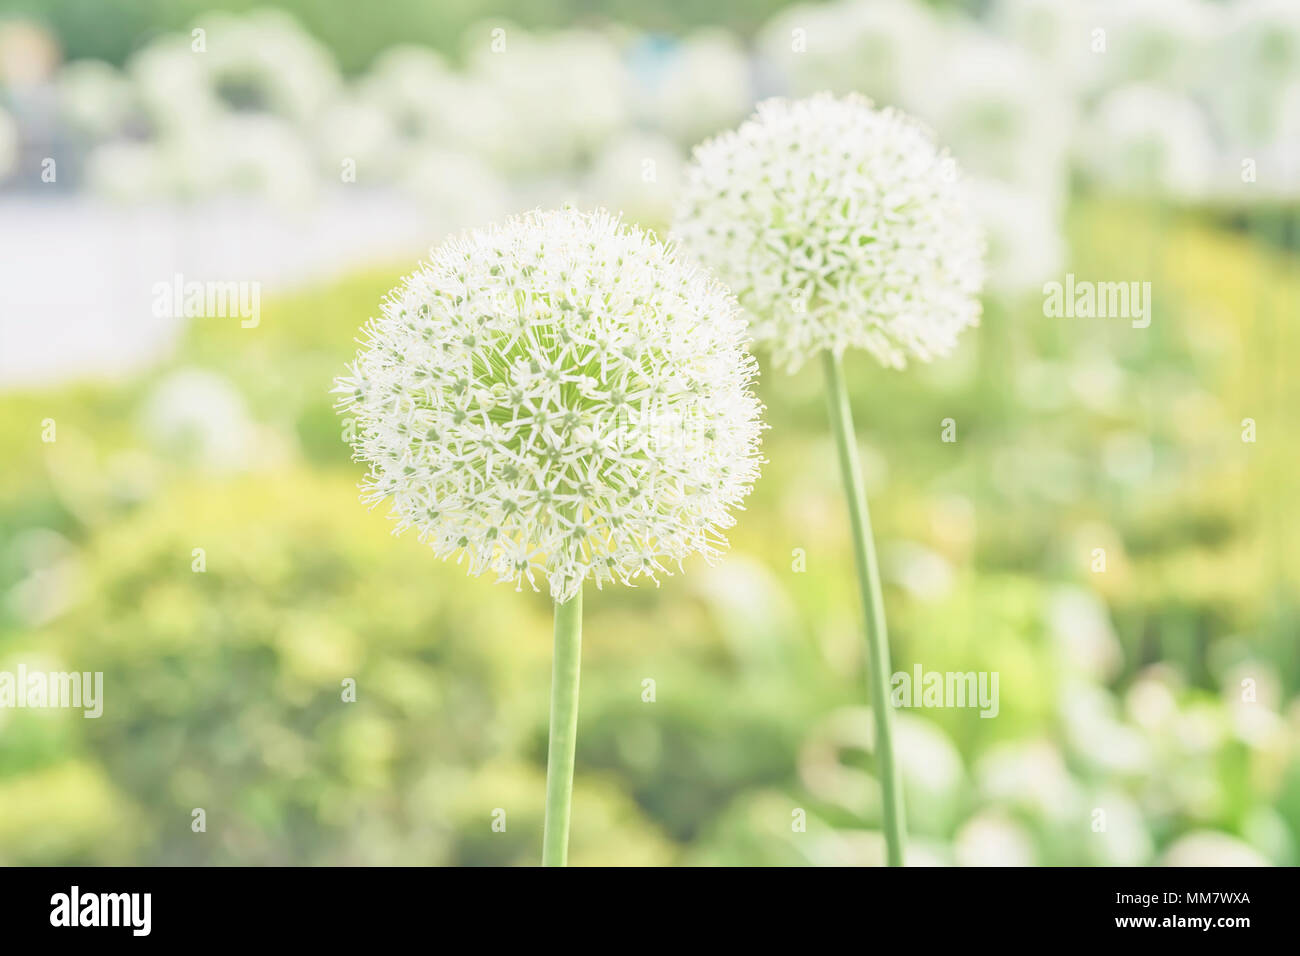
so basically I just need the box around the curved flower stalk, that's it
[673,93,985,866]
[336,207,764,864]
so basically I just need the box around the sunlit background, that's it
[0,0,1297,865]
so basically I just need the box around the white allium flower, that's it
[672,94,985,373]
[1078,85,1216,200]
[335,208,764,602]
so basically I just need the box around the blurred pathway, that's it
[0,192,439,388]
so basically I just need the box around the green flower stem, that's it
[822,350,907,867]
[542,586,583,866]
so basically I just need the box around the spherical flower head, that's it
[671,93,985,373]
[335,208,764,603]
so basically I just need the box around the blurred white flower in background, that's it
[759,0,939,106]
[313,93,400,182]
[586,130,683,228]
[692,556,799,669]
[127,37,216,132]
[82,139,163,202]
[798,708,965,834]
[356,45,465,146]
[1086,788,1154,866]
[954,812,1036,867]
[643,29,751,147]
[200,9,340,123]
[1047,587,1123,682]
[1061,679,1151,774]
[883,542,954,603]
[976,740,1084,824]
[911,28,1072,207]
[55,59,134,140]
[1126,670,1182,732]
[1078,85,1217,200]
[460,25,630,174]
[1248,81,1300,200]
[6,0,1297,400]
[4,529,83,628]
[158,117,236,199]
[1088,0,1222,92]
[396,145,510,236]
[140,368,257,470]
[991,0,1096,92]
[1067,351,1127,415]
[0,106,16,180]
[1160,831,1271,867]
[1210,0,1300,145]
[219,112,321,209]
[895,715,966,838]
[969,178,1065,297]
[11,0,1286,223]
[1101,430,1157,487]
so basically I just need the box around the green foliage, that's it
[1,199,1296,864]
[1,0,798,73]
